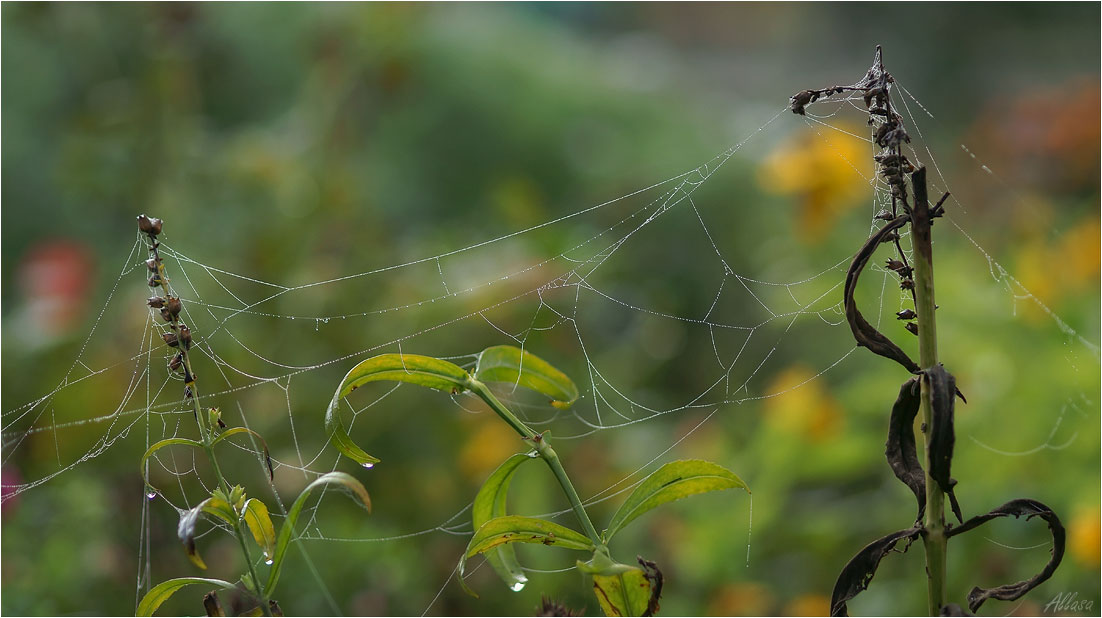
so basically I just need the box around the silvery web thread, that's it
[4,79,1084,608]
[1,108,816,609]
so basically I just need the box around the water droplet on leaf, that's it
[362,462,375,469]
[510,581,525,592]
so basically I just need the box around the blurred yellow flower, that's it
[758,124,871,243]
[458,417,522,482]
[1068,505,1101,567]
[763,365,843,442]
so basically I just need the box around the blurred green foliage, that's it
[2,4,1099,616]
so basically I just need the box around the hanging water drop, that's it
[362,462,375,469]
[146,490,158,500]
[509,581,526,592]
[315,319,319,331]
[264,555,274,566]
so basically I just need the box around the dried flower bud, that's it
[146,258,160,272]
[137,215,163,236]
[885,259,906,272]
[905,322,919,336]
[169,353,183,372]
[179,325,192,349]
[162,332,179,347]
[160,307,173,322]
[896,309,917,320]
[148,273,163,288]
[147,296,166,309]
[875,210,894,221]
[900,278,915,290]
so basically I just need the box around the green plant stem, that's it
[181,353,272,617]
[910,168,947,615]
[468,378,604,547]
[150,237,273,617]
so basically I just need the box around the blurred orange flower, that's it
[1068,505,1101,567]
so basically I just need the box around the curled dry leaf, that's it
[829,526,922,616]
[926,365,963,523]
[947,499,1066,613]
[844,215,920,373]
[884,377,925,521]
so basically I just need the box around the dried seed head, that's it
[137,215,163,236]
[905,322,919,335]
[145,258,160,272]
[147,296,166,309]
[875,210,894,221]
[169,352,183,372]
[179,324,192,349]
[896,309,917,320]
[165,296,182,318]
[162,332,179,347]
[160,307,173,322]
[885,259,906,272]
[148,273,163,288]
[790,89,817,115]
[900,278,915,290]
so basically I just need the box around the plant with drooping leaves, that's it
[791,47,1066,617]
[327,344,749,616]
[134,215,373,617]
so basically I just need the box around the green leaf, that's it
[604,460,749,541]
[211,427,274,480]
[591,567,652,617]
[475,345,579,409]
[136,577,238,616]
[200,496,236,525]
[178,498,215,570]
[471,453,539,592]
[326,353,470,464]
[242,498,277,565]
[335,353,471,397]
[265,472,371,594]
[460,515,594,596]
[139,438,203,495]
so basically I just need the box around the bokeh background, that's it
[2,3,1099,616]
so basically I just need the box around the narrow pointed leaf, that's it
[178,498,214,570]
[592,567,651,617]
[265,472,371,594]
[459,515,594,595]
[242,499,277,565]
[326,353,470,464]
[604,460,748,541]
[211,427,274,480]
[472,452,538,592]
[136,577,237,617]
[475,345,579,409]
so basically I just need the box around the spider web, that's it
[2,56,1098,615]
